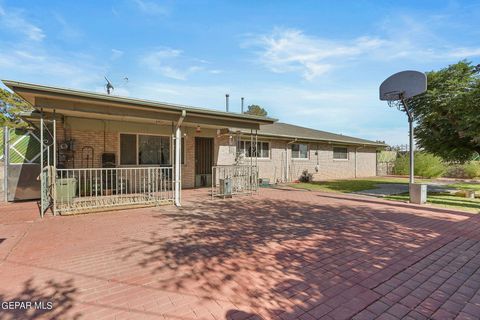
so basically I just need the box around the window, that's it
[239,140,270,158]
[292,143,308,159]
[120,134,136,165]
[333,146,348,160]
[120,133,171,165]
[138,135,170,165]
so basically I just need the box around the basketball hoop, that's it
[379,70,427,189]
[384,91,406,111]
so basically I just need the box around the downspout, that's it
[285,138,297,182]
[174,110,186,206]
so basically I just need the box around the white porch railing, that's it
[211,165,258,198]
[54,167,174,215]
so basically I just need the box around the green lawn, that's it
[447,182,480,191]
[289,177,410,193]
[385,192,480,213]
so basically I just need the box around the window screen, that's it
[239,141,270,158]
[292,143,308,159]
[120,134,137,165]
[333,147,348,160]
[138,135,170,165]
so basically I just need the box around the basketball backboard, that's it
[379,70,427,101]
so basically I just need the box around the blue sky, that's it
[1,0,479,145]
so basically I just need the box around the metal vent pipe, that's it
[225,94,229,112]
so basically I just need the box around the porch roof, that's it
[3,80,276,130]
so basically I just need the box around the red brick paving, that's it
[1,188,480,319]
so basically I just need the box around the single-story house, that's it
[1,80,385,215]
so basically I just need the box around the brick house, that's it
[2,80,384,214]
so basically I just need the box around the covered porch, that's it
[4,80,275,216]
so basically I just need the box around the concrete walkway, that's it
[354,182,457,197]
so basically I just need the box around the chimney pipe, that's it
[225,94,229,112]
[241,97,244,113]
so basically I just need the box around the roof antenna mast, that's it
[104,76,114,95]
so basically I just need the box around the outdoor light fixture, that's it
[196,125,201,133]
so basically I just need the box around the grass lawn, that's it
[385,192,480,213]
[289,177,411,193]
[447,182,480,191]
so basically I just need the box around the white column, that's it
[174,126,181,206]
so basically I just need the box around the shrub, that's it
[394,152,446,178]
[415,152,446,178]
[299,169,313,183]
[463,161,480,178]
[393,155,409,176]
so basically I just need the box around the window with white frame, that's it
[333,146,348,160]
[291,143,308,159]
[120,133,171,165]
[239,140,270,158]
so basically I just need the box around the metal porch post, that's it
[174,110,185,206]
[52,112,57,215]
[40,111,44,218]
[174,126,181,206]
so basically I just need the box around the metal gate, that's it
[4,127,42,201]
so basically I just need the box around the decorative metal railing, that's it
[54,167,174,215]
[211,165,258,198]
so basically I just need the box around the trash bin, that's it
[410,183,427,204]
[56,178,77,203]
[219,178,232,197]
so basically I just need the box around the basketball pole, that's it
[401,97,414,185]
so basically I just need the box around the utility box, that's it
[410,183,427,204]
[56,178,77,203]
[219,178,232,197]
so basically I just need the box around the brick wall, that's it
[214,137,378,182]
[56,117,219,189]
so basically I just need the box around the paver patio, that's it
[1,188,480,319]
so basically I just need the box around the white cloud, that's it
[53,13,83,40]
[140,48,214,80]
[245,19,480,80]
[0,46,105,88]
[111,49,124,60]
[245,28,385,80]
[0,5,45,41]
[447,47,480,58]
[132,0,168,15]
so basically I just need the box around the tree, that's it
[0,88,32,127]
[408,60,480,162]
[244,104,268,117]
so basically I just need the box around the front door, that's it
[195,137,214,187]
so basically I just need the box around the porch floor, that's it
[1,188,480,319]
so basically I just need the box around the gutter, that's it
[235,131,386,148]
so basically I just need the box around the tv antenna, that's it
[104,76,114,95]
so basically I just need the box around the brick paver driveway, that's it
[1,188,480,320]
